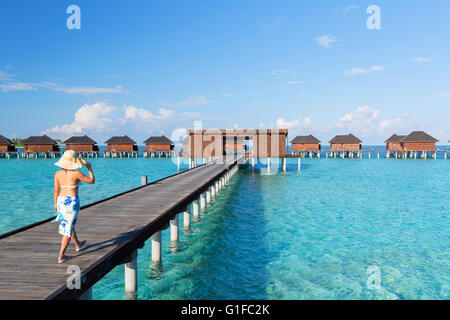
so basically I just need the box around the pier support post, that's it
[211,184,216,199]
[282,158,286,172]
[251,157,255,168]
[267,158,271,172]
[141,176,147,186]
[200,193,206,211]
[192,199,200,220]
[152,231,161,263]
[206,189,211,204]
[183,206,190,232]
[170,214,179,247]
[298,158,301,171]
[124,250,138,297]
[177,157,181,171]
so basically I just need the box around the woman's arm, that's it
[76,162,95,184]
[54,174,60,212]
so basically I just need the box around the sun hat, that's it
[55,150,86,170]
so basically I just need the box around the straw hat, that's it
[55,150,86,170]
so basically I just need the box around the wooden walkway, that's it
[0,159,239,300]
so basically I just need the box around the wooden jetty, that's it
[0,157,240,300]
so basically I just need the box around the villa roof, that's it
[0,135,13,145]
[400,131,438,143]
[23,135,57,145]
[143,136,173,145]
[291,135,321,144]
[64,135,97,145]
[104,135,137,145]
[329,134,362,144]
[384,134,407,143]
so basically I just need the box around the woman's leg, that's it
[71,229,82,249]
[58,236,70,260]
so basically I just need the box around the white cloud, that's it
[272,69,296,77]
[42,102,116,138]
[344,65,384,77]
[0,70,15,81]
[413,57,431,63]
[315,35,338,48]
[49,84,126,95]
[0,82,37,92]
[436,93,450,99]
[164,96,215,108]
[342,5,359,15]
[222,92,231,96]
[286,80,302,85]
[338,106,379,128]
[124,106,174,122]
[260,17,287,29]
[277,118,300,129]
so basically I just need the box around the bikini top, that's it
[60,181,81,189]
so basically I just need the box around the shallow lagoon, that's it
[0,156,448,299]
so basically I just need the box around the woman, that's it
[53,150,95,263]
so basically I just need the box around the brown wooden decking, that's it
[0,159,239,300]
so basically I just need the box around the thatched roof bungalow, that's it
[23,135,59,153]
[400,131,438,151]
[291,135,321,151]
[143,136,173,152]
[105,135,137,152]
[329,134,362,151]
[64,135,99,152]
[0,135,15,152]
[385,134,406,151]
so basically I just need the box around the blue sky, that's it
[0,0,449,144]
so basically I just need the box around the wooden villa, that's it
[186,129,288,159]
[291,135,321,151]
[400,131,438,151]
[182,137,190,154]
[385,134,406,151]
[0,135,16,153]
[329,134,362,151]
[143,136,173,152]
[23,135,59,153]
[64,135,99,152]
[105,135,138,152]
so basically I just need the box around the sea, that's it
[0,146,448,299]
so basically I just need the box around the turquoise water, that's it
[0,156,449,299]
[0,157,185,234]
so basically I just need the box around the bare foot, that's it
[76,240,87,252]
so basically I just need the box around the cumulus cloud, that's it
[344,66,384,77]
[286,80,302,85]
[42,102,116,138]
[315,35,338,48]
[338,105,379,129]
[124,105,174,122]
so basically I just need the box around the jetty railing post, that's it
[124,250,138,298]
[170,214,179,248]
[152,231,162,264]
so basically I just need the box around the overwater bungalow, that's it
[329,134,362,151]
[400,131,438,151]
[143,136,173,152]
[224,136,246,153]
[0,135,16,152]
[291,135,321,151]
[23,135,59,153]
[185,129,288,158]
[64,135,99,152]
[385,134,406,151]
[105,135,138,152]
[182,137,190,154]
